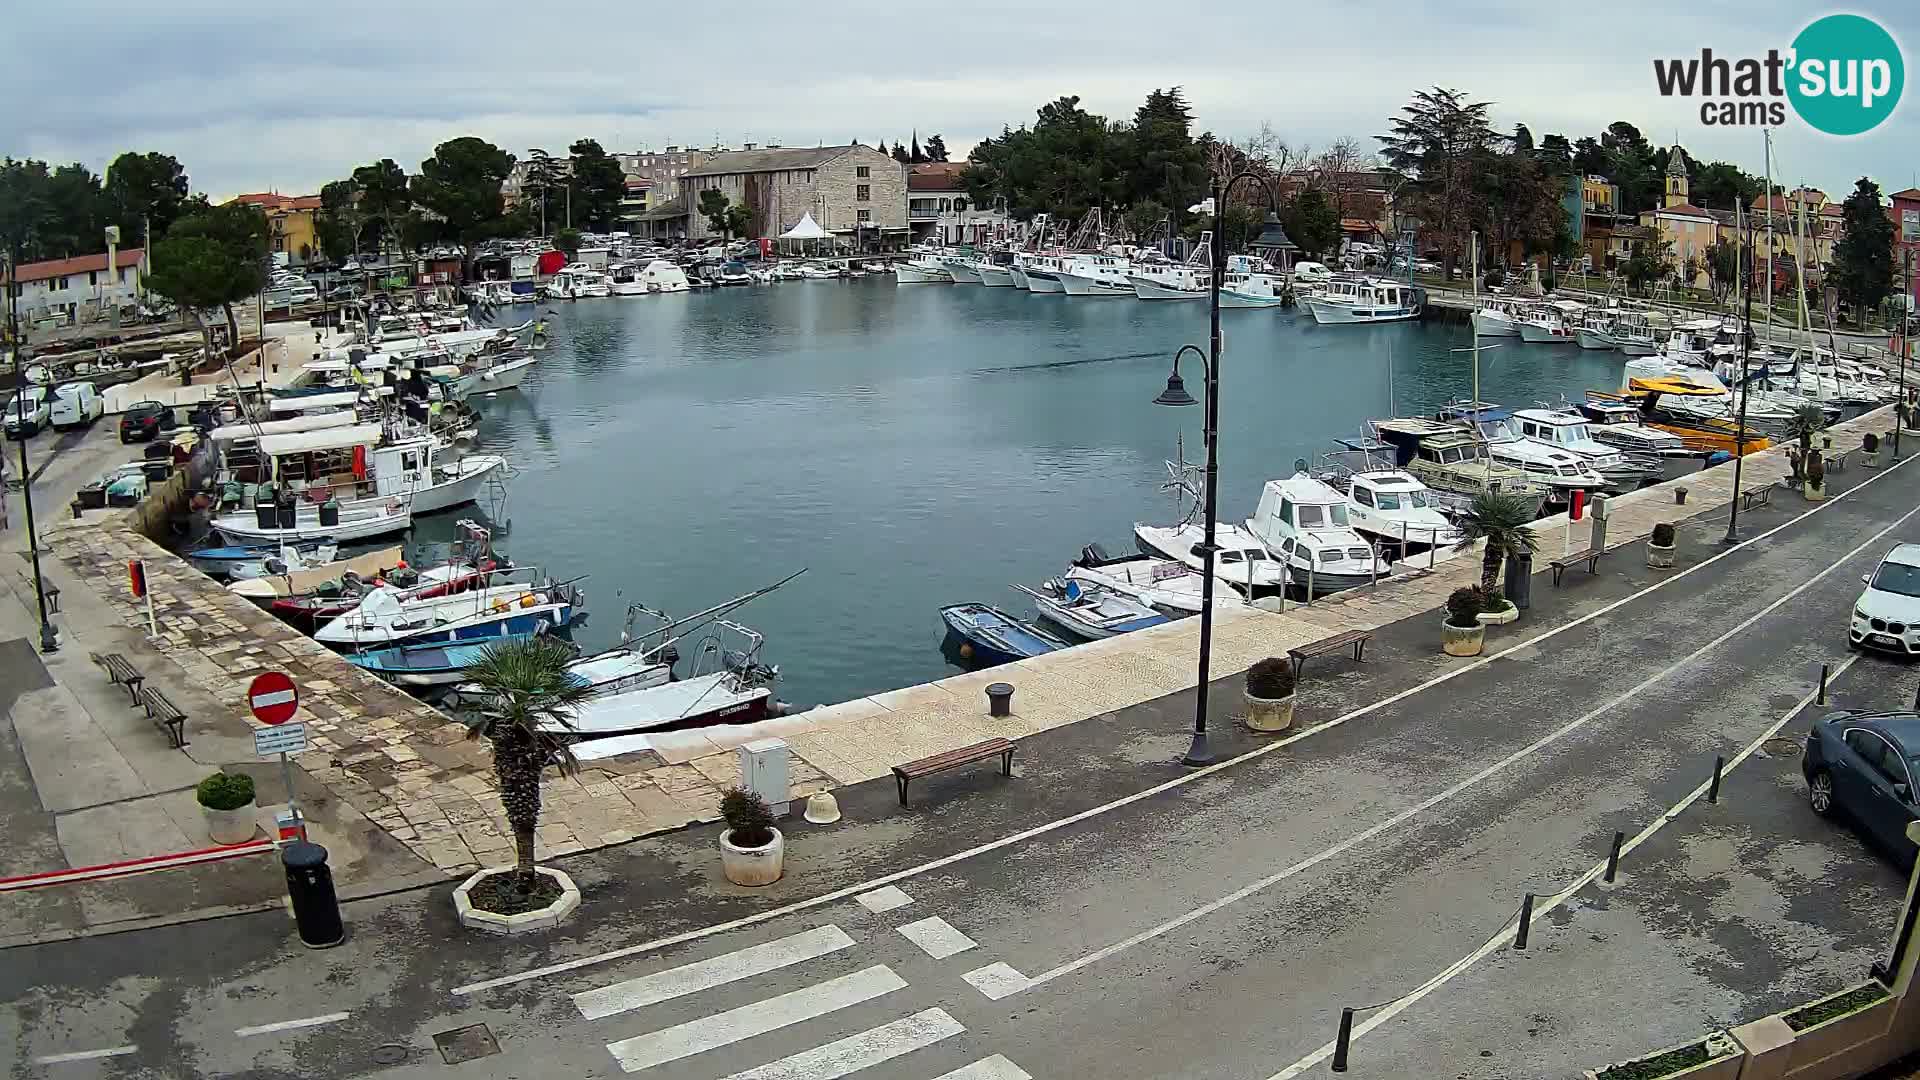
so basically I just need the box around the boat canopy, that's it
[257,423,384,457]
[210,411,358,442]
[270,391,358,414]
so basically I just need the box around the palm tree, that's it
[1785,403,1827,483]
[1453,490,1541,595]
[460,638,594,895]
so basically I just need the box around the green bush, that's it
[195,771,255,811]
[1863,432,1879,453]
[1445,586,1485,628]
[1651,522,1676,547]
[1246,657,1295,699]
[721,787,777,848]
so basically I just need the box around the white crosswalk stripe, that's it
[718,1007,963,1080]
[854,885,915,913]
[933,1056,1035,1080]
[606,964,908,1073]
[576,926,856,1020]
[896,916,976,959]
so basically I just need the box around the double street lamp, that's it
[1152,167,1280,767]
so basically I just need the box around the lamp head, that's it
[1154,371,1199,407]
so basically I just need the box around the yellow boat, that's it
[1602,380,1773,455]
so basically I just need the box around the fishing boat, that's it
[346,631,557,687]
[1245,472,1393,595]
[894,253,954,284]
[1063,544,1206,615]
[186,539,338,579]
[941,254,983,284]
[449,351,539,397]
[940,603,1070,665]
[314,567,581,647]
[1129,233,1212,300]
[975,252,1017,287]
[1516,300,1582,344]
[1305,278,1420,325]
[1574,310,1622,350]
[1012,579,1168,640]
[1470,297,1527,337]
[1016,253,1072,293]
[1219,256,1289,309]
[1055,253,1137,296]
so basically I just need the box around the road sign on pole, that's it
[252,722,309,756]
[248,672,298,726]
[245,672,306,842]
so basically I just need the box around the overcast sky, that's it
[3,2,1913,202]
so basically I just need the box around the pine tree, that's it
[910,131,926,164]
[1831,177,1895,328]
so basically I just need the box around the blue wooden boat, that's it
[940,603,1070,665]
[346,631,551,687]
[186,539,337,578]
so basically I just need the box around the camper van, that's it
[50,382,104,430]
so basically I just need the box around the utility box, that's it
[738,738,790,816]
[1590,494,1610,551]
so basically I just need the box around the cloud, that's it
[2,0,1913,199]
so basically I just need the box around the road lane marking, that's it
[1014,495,1919,993]
[233,1012,349,1037]
[855,886,914,913]
[1264,653,1864,1079]
[934,1056,1036,1080]
[896,916,976,959]
[575,925,855,1021]
[605,964,906,1073]
[719,1007,963,1080]
[32,1046,137,1064]
[961,963,1032,1000]
[452,443,1913,998]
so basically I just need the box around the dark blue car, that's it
[1803,711,1920,863]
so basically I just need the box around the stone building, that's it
[679,144,908,247]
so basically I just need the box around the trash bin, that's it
[255,503,278,529]
[317,499,340,528]
[282,841,345,948]
[277,503,298,529]
[1504,551,1533,610]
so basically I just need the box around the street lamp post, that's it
[1725,215,1755,545]
[5,243,59,653]
[1153,168,1279,767]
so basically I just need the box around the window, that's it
[857,185,871,202]
[88,270,98,286]
[858,209,871,222]
[1276,498,1294,526]
[1845,729,1913,790]
[1352,488,1375,508]
[401,451,420,471]
[1298,504,1324,528]
[856,166,870,178]
[1871,561,1920,598]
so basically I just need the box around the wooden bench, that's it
[139,686,189,749]
[1288,629,1375,679]
[1739,485,1774,512]
[90,651,145,704]
[1549,548,1604,586]
[893,738,1014,808]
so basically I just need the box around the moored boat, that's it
[1012,579,1169,640]
[940,603,1070,665]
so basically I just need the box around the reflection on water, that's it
[411,283,1635,708]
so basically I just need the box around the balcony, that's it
[910,208,941,220]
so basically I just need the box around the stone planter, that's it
[1804,481,1826,502]
[1243,689,1296,732]
[453,866,581,934]
[1863,450,1882,469]
[204,803,258,845]
[1581,1032,1741,1080]
[721,827,785,886]
[1770,982,1895,1068]
[1647,541,1676,569]
[1476,601,1519,626]
[1441,619,1485,657]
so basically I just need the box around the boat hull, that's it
[1574,329,1619,350]
[1518,322,1575,344]
[214,502,412,544]
[406,455,506,515]
[943,262,982,284]
[1471,311,1520,336]
[1024,270,1064,293]
[322,603,572,649]
[940,603,1067,664]
[894,264,951,283]
[1056,272,1133,297]
[1308,299,1419,325]
[1007,266,1031,289]
[977,266,1015,287]
[1129,276,1207,301]
[1219,289,1286,309]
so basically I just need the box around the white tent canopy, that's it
[779,213,830,240]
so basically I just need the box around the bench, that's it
[139,686,189,749]
[1548,548,1604,586]
[90,651,145,704]
[1288,629,1375,679]
[1739,485,1774,512]
[893,738,1014,808]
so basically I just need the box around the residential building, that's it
[3,249,147,323]
[1637,147,1721,288]
[679,144,908,248]
[1581,177,1620,218]
[229,192,323,265]
[907,163,1007,245]
[1890,188,1920,303]
[617,146,715,195]
[1750,186,1838,276]
[619,179,652,227]
[634,197,689,240]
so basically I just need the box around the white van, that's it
[50,381,104,430]
[4,386,53,439]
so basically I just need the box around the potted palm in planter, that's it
[1785,403,1826,493]
[1453,491,1538,625]
[1804,448,1826,501]
[452,637,591,933]
[1243,657,1296,732]
[197,771,257,844]
[720,787,784,886]
[1442,587,1487,656]
[1647,522,1677,569]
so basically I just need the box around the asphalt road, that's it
[6,455,1920,1079]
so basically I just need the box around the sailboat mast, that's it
[1470,231,1481,410]
[1763,129,1774,337]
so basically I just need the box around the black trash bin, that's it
[317,499,340,528]
[277,503,298,529]
[255,503,277,529]
[1504,551,1533,611]
[282,841,345,948]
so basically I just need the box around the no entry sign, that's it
[248,672,299,726]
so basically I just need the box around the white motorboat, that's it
[1245,473,1392,595]
[451,353,538,397]
[1305,278,1420,324]
[1573,399,1694,458]
[1013,578,1169,640]
[1510,408,1657,488]
[316,570,579,647]
[1055,253,1137,297]
[1064,544,1206,615]
[1219,257,1288,309]
[637,259,691,293]
[1613,312,1661,356]
[1134,521,1288,596]
[1438,403,1608,499]
[547,623,782,737]
[1516,300,1582,344]
[1317,439,1465,552]
[975,255,1016,287]
[1016,253,1071,293]
[895,254,953,283]
[211,422,505,537]
[447,643,671,706]
[1129,264,1210,300]
[1470,297,1526,337]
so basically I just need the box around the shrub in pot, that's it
[1804,449,1826,501]
[1243,657,1297,733]
[1476,585,1518,625]
[1863,432,1880,468]
[1441,587,1487,657]
[1647,521,1677,569]
[719,787,785,886]
[197,771,257,845]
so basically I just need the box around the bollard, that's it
[1330,1008,1355,1072]
[282,841,345,948]
[1604,831,1625,884]
[986,682,1014,718]
[1514,893,1535,950]
[1818,663,1830,706]
[1676,486,1689,506]
[1709,756,1725,804]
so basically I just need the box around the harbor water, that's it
[437,280,1647,709]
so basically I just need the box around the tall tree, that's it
[1310,137,1379,226]
[1511,124,1535,154]
[725,203,753,239]
[41,164,107,259]
[103,151,189,246]
[1122,87,1207,213]
[314,178,362,262]
[1282,183,1340,259]
[0,160,52,262]
[523,148,564,235]
[1377,87,1498,278]
[1831,177,1895,328]
[411,137,515,262]
[349,158,410,250]
[891,142,912,164]
[1689,160,1765,213]
[143,203,268,378]
[567,139,626,232]
[923,133,949,163]
[909,132,925,164]
[698,189,749,239]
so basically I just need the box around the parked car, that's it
[1849,544,1920,655]
[50,381,104,430]
[4,386,53,439]
[1805,710,1920,863]
[119,400,177,443]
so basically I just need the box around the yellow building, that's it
[1636,146,1722,288]
[230,192,323,266]
[1751,187,1838,275]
